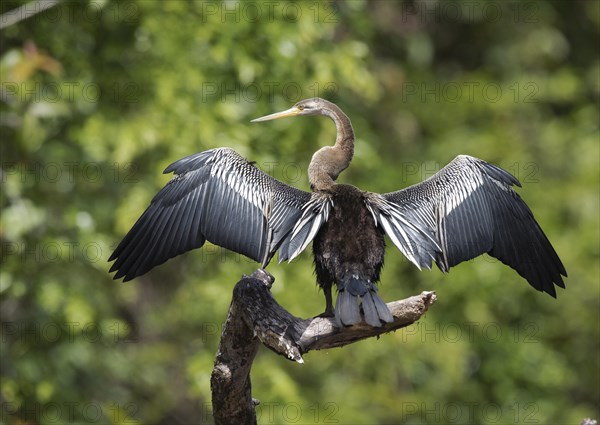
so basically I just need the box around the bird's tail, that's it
[335,275,394,327]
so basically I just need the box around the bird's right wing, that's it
[109,147,321,281]
[367,155,566,296]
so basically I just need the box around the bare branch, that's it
[210,269,436,424]
[231,269,436,361]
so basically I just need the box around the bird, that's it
[109,97,567,327]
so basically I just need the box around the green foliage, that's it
[1,1,598,424]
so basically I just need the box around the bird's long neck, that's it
[308,102,355,191]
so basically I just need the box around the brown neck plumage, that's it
[308,101,355,191]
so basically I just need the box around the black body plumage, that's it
[313,184,393,327]
[109,98,567,328]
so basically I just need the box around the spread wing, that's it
[367,155,567,296]
[109,147,319,281]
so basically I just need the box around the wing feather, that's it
[109,148,317,281]
[278,193,331,263]
[369,155,566,296]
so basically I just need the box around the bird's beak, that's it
[251,106,301,122]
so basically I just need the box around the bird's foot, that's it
[316,308,335,319]
[316,308,343,328]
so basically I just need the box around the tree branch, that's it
[0,0,60,30]
[210,269,436,424]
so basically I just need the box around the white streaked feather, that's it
[445,169,482,214]
[379,214,421,269]
[286,196,331,262]
[365,202,379,226]
[365,195,441,269]
[384,202,440,248]
[211,157,266,211]
[288,214,324,261]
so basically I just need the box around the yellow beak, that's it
[251,106,302,122]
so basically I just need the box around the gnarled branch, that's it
[210,269,436,425]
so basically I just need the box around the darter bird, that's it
[109,98,567,327]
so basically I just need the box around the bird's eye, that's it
[297,105,305,111]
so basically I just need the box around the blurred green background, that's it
[1,1,598,424]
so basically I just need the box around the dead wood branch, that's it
[210,269,436,425]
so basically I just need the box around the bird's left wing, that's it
[366,155,566,296]
[109,147,315,281]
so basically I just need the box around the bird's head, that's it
[251,98,331,122]
[251,97,354,190]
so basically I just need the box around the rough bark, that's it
[210,269,436,425]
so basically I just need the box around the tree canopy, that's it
[1,1,598,423]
